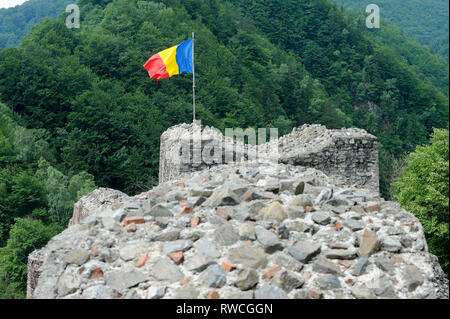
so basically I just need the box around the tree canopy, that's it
[0,0,73,48]
[0,0,447,198]
[393,128,449,274]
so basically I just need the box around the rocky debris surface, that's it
[28,161,448,299]
[159,123,379,193]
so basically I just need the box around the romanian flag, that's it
[143,39,193,81]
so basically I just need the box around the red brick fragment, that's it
[364,203,380,212]
[391,256,404,264]
[91,247,99,257]
[137,253,148,268]
[168,251,184,265]
[264,266,281,279]
[180,277,191,286]
[124,216,145,226]
[402,222,414,227]
[216,208,230,220]
[181,206,194,214]
[345,279,355,287]
[338,260,351,268]
[90,267,104,279]
[207,291,220,299]
[221,262,236,272]
[190,217,200,227]
[242,191,255,201]
[135,192,148,199]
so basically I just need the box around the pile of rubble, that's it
[27,160,448,299]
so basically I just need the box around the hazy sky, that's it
[0,0,29,9]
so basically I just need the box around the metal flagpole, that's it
[192,32,196,123]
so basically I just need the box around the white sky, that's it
[0,0,29,9]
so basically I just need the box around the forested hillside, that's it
[0,0,448,202]
[0,0,73,48]
[2,0,447,96]
[368,24,448,97]
[332,0,449,59]
[0,0,447,197]
[0,0,448,297]
[0,102,96,297]
[328,4,449,97]
[0,102,96,243]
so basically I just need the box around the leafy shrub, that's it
[0,218,63,297]
[393,128,449,274]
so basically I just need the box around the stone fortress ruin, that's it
[159,123,379,194]
[26,123,448,299]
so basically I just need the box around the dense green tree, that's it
[0,107,49,245]
[0,105,96,241]
[0,218,62,297]
[0,272,21,299]
[0,168,47,246]
[0,105,96,297]
[393,128,449,274]
[36,158,96,225]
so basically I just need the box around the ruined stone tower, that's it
[159,123,379,194]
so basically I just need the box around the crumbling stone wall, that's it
[159,123,379,194]
[68,188,127,227]
[26,250,43,299]
[277,125,379,193]
[159,123,262,184]
[27,188,127,299]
